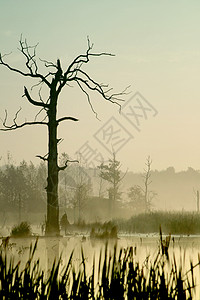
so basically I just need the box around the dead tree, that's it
[98,152,126,219]
[0,37,128,235]
[143,156,152,211]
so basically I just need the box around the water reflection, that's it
[45,237,60,273]
[3,235,200,299]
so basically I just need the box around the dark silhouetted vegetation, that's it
[98,152,124,219]
[0,238,198,299]
[11,221,32,237]
[90,225,118,239]
[116,211,200,235]
[0,159,46,214]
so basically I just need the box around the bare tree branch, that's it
[75,79,130,114]
[0,53,51,88]
[36,155,48,162]
[143,156,152,186]
[76,81,100,120]
[57,116,79,124]
[58,159,79,171]
[24,87,49,108]
[34,107,46,122]
[0,108,47,131]
[54,37,130,113]
[1,36,129,120]
[119,168,128,182]
[143,156,153,210]
[68,67,129,104]
[65,37,115,76]
[18,36,39,75]
[0,120,48,131]
[39,58,57,69]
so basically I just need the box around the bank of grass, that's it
[0,238,198,299]
[115,211,200,235]
[71,211,200,236]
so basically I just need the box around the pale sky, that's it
[0,0,200,172]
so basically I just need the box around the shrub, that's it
[11,221,32,237]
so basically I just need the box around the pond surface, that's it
[2,233,200,299]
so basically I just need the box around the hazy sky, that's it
[0,1,200,172]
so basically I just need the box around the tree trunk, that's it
[18,193,22,224]
[45,95,60,236]
[108,189,113,220]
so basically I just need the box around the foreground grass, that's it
[115,211,200,235]
[0,237,198,299]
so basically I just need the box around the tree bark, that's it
[45,92,60,236]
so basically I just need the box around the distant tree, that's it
[165,167,175,174]
[0,37,127,235]
[127,156,156,213]
[98,152,125,218]
[71,164,92,224]
[127,185,145,212]
[98,176,107,198]
[0,164,28,217]
[0,160,47,216]
[58,152,79,211]
[143,156,156,211]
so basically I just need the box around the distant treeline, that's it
[1,158,200,224]
[0,160,47,213]
[0,158,149,223]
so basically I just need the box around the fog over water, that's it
[3,235,200,298]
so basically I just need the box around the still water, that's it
[2,234,200,299]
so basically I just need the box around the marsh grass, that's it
[0,237,198,299]
[62,212,200,236]
[116,211,200,235]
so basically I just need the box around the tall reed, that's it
[0,238,198,299]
